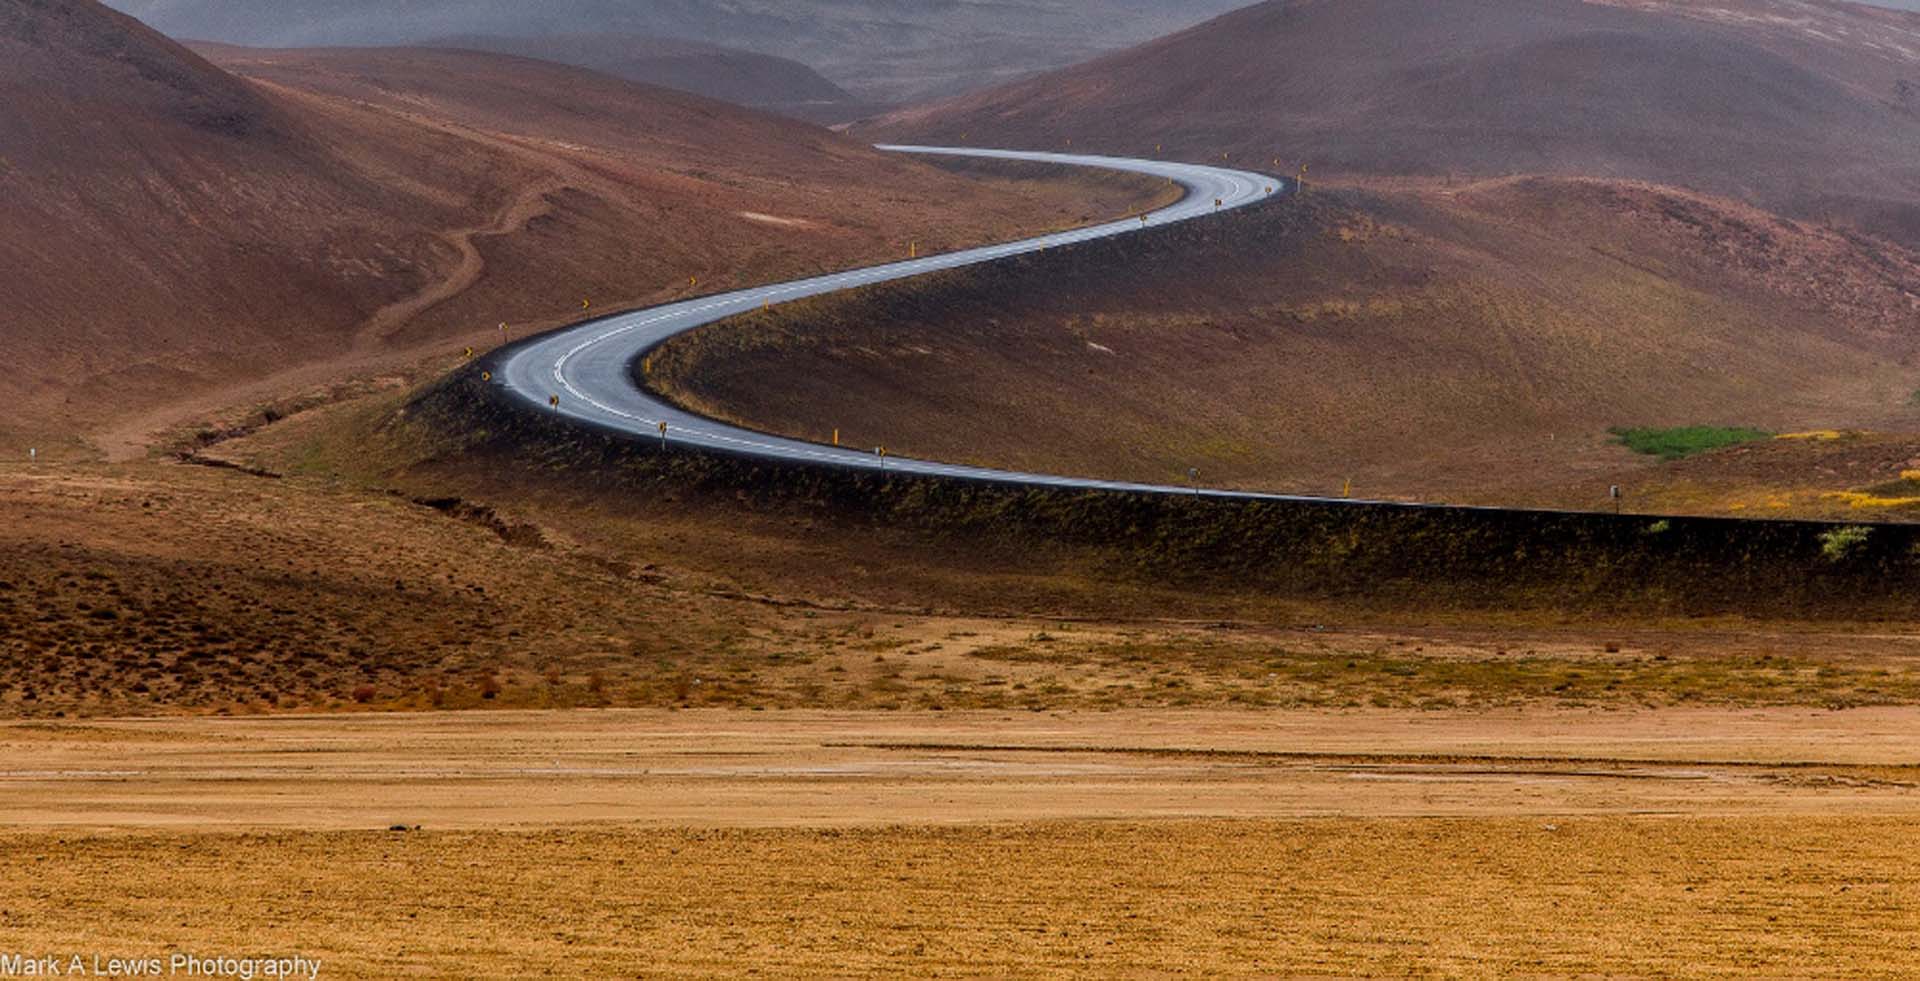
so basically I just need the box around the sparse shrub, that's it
[350,684,376,704]
[1644,519,1671,535]
[1610,425,1771,460]
[477,675,502,700]
[1820,526,1872,563]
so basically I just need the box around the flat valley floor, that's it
[2,708,1917,977]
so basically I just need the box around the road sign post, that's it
[659,421,668,449]
[1610,485,1622,515]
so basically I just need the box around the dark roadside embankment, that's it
[403,363,1920,622]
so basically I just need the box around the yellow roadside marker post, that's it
[658,420,668,450]
[909,240,917,259]
[481,370,492,382]
[462,346,474,360]
[1343,477,1352,498]
[548,394,560,411]
[832,429,840,447]
[876,447,888,472]
[582,298,591,310]
[690,276,698,288]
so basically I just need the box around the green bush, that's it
[1610,425,1771,460]
[1821,526,1872,563]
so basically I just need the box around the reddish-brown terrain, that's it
[870,0,1920,245]
[0,1,1163,456]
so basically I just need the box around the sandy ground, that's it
[5,707,1920,831]
[3,709,1920,976]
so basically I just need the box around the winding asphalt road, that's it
[497,145,1299,499]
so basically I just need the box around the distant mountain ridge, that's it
[424,32,877,123]
[870,0,1920,245]
[101,0,1255,102]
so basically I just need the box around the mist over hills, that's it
[102,0,1255,102]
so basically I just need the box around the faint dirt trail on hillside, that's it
[352,175,564,350]
[87,80,618,461]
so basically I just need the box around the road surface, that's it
[496,145,1306,500]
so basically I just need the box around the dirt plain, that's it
[2,709,1920,977]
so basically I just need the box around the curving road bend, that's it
[497,145,1314,500]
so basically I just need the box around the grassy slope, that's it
[646,179,1920,507]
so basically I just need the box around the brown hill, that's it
[647,180,1920,506]
[869,0,1920,244]
[0,3,1163,455]
[424,33,879,123]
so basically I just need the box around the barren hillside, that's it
[0,2,1163,454]
[648,180,1920,504]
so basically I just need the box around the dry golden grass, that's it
[3,817,1916,977]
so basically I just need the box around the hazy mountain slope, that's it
[0,0,469,442]
[425,33,878,122]
[871,0,1920,243]
[102,0,1256,102]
